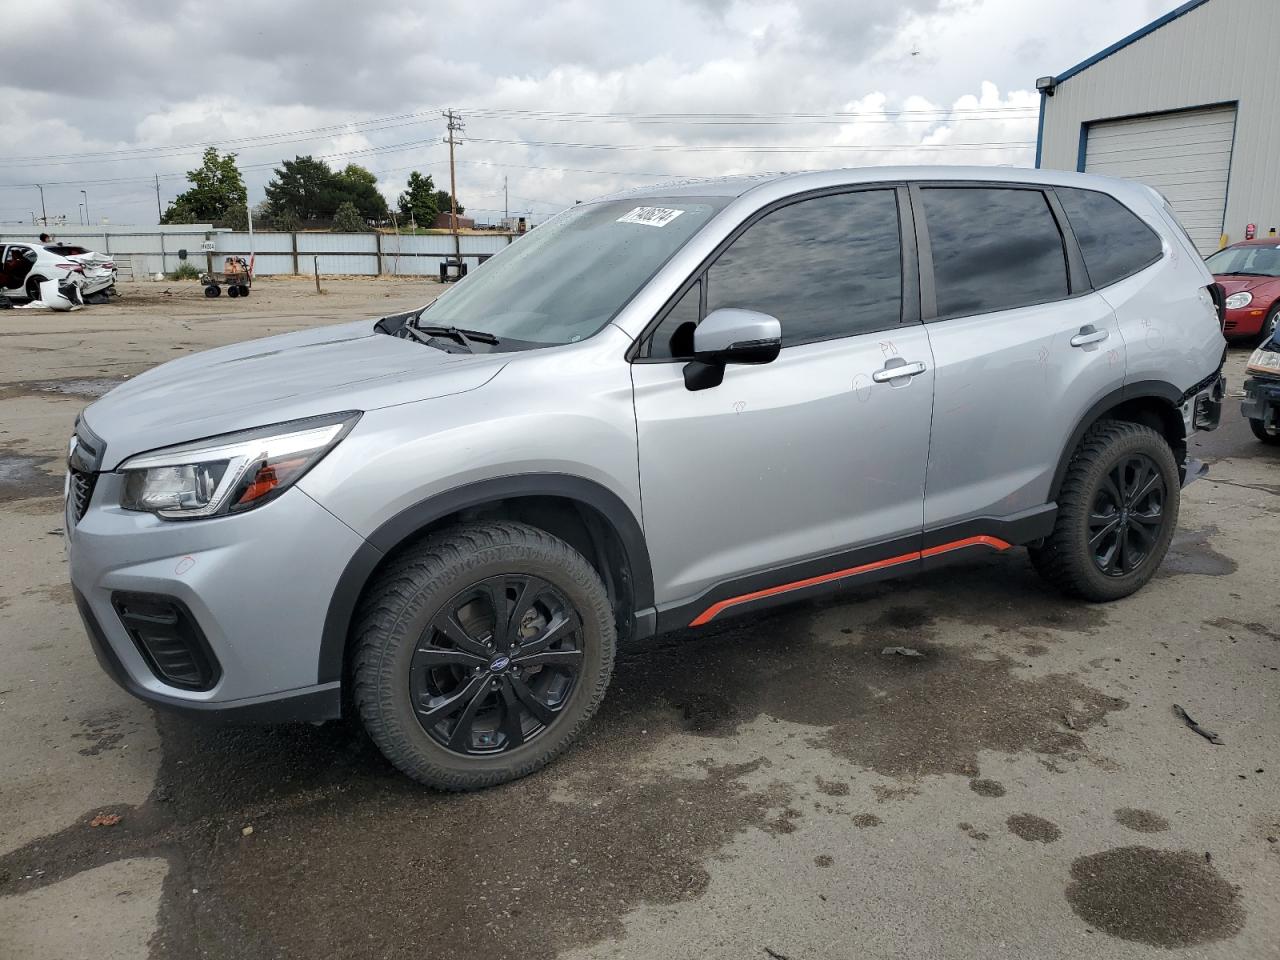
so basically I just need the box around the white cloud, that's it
[0,0,1168,225]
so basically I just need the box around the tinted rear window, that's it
[920,187,1069,319]
[44,245,89,256]
[1056,188,1162,288]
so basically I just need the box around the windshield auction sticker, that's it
[617,206,685,227]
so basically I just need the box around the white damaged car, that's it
[0,240,117,302]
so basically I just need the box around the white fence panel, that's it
[297,233,379,254]
[217,232,293,253]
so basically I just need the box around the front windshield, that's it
[1205,244,1280,278]
[420,196,729,346]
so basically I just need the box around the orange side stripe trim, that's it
[688,535,1011,627]
[920,535,1011,558]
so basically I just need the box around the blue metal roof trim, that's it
[1055,0,1213,84]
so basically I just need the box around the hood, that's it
[1213,274,1280,296]
[84,319,508,468]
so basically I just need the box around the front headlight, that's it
[1225,291,1253,309]
[1247,345,1280,375]
[119,411,360,519]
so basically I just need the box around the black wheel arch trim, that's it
[1048,380,1186,501]
[318,473,654,685]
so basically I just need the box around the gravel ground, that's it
[0,280,1277,960]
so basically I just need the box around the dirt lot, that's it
[1,279,1278,960]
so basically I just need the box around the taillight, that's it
[55,262,85,273]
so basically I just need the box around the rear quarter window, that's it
[1056,188,1162,288]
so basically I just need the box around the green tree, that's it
[335,164,389,222]
[264,155,337,222]
[397,170,439,226]
[332,201,365,232]
[433,189,464,218]
[161,148,248,225]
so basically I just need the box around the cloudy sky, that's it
[0,0,1176,227]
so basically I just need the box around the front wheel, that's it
[1249,417,1280,444]
[352,522,616,790]
[1030,421,1180,601]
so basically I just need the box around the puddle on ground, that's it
[1065,846,1244,946]
[1006,813,1060,843]
[0,449,62,502]
[1160,525,1238,578]
[1113,808,1169,833]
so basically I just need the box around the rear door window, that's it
[919,186,1069,319]
[1056,187,1162,288]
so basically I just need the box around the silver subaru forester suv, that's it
[67,167,1226,789]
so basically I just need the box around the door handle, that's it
[1070,326,1109,348]
[871,359,927,383]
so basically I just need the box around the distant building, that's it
[432,212,475,230]
[1036,0,1280,254]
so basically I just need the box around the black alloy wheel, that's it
[1088,453,1167,577]
[409,574,583,756]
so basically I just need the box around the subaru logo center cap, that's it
[489,656,511,672]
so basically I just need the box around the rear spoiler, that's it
[1207,282,1226,327]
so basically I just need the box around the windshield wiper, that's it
[416,324,500,352]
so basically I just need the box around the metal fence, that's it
[0,227,518,278]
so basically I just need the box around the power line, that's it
[462,136,1034,153]
[0,104,1036,167]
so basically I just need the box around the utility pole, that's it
[444,108,464,266]
[35,184,47,226]
[155,174,163,223]
[81,189,89,226]
[504,176,509,221]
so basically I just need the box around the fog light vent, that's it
[112,592,220,691]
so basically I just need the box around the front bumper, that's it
[1241,374,1280,426]
[1223,306,1268,338]
[67,473,366,722]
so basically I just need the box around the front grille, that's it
[69,467,96,523]
[112,592,221,691]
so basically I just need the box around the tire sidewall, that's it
[364,536,613,783]
[1066,428,1180,599]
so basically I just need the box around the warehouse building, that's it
[1035,0,1280,254]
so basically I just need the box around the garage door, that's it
[1084,104,1236,255]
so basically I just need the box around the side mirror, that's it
[684,308,781,391]
[693,308,782,365]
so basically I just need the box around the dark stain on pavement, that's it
[1006,814,1060,843]
[850,813,881,828]
[0,448,62,502]
[814,777,849,797]
[1159,525,1237,578]
[0,377,125,402]
[0,554,1129,959]
[1205,617,1280,643]
[1114,808,1170,833]
[969,779,1006,798]
[1065,846,1244,947]
[0,715,785,960]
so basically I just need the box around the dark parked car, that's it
[1242,328,1280,443]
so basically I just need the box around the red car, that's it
[1205,239,1280,341]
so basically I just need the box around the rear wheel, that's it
[236,284,250,298]
[1030,421,1179,601]
[353,522,616,790]
[1249,417,1280,444]
[24,275,46,301]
